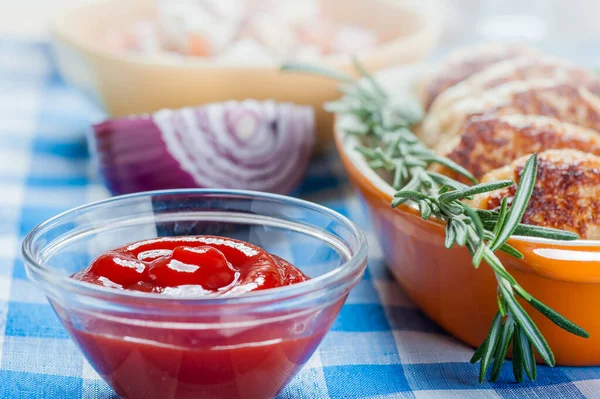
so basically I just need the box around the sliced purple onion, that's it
[91,100,315,195]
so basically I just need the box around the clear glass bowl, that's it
[22,189,367,399]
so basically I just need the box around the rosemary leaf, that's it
[400,174,421,193]
[454,220,468,246]
[482,230,522,257]
[470,338,487,364]
[324,100,361,114]
[393,190,429,201]
[351,57,388,99]
[482,248,520,288]
[339,115,370,135]
[391,197,407,208]
[355,146,377,157]
[472,242,485,268]
[512,325,525,382]
[439,180,514,203]
[427,155,478,184]
[491,314,516,382]
[466,237,477,256]
[493,197,509,238]
[500,282,555,367]
[369,160,385,169]
[480,220,579,241]
[340,83,377,103]
[498,242,524,259]
[440,200,464,216]
[524,296,590,338]
[280,63,355,83]
[463,204,484,240]
[476,208,501,222]
[517,324,537,381]
[490,154,538,251]
[511,224,579,240]
[497,290,507,317]
[445,221,456,249]
[427,171,470,191]
[478,313,503,383]
[392,166,404,189]
[419,200,432,220]
[386,98,424,126]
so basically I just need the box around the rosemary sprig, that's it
[282,60,588,383]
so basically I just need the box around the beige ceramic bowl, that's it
[51,0,443,149]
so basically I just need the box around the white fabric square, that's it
[393,331,473,364]
[0,85,39,115]
[0,183,24,207]
[81,358,102,381]
[304,348,323,370]
[85,184,109,203]
[0,149,31,176]
[320,331,400,367]
[573,379,600,398]
[5,278,46,304]
[366,392,418,399]
[0,46,51,76]
[374,280,416,308]
[365,231,384,259]
[0,235,19,260]
[24,186,87,208]
[413,390,501,399]
[0,300,7,364]
[281,365,330,398]
[27,155,88,177]
[1,336,82,377]
[0,118,37,137]
[0,275,11,301]
[346,279,381,304]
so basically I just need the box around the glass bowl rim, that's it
[22,189,368,306]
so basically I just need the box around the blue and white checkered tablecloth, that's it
[2,39,600,399]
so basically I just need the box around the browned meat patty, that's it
[469,149,600,239]
[428,55,600,119]
[420,80,600,148]
[433,114,600,181]
[418,44,538,111]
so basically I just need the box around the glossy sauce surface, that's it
[65,236,330,399]
[72,235,308,296]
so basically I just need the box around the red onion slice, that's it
[90,100,315,195]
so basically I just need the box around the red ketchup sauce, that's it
[63,236,341,399]
[72,235,308,295]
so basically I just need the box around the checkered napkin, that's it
[1,39,600,399]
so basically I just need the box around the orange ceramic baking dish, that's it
[335,119,600,366]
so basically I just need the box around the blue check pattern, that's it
[1,39,600,399]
